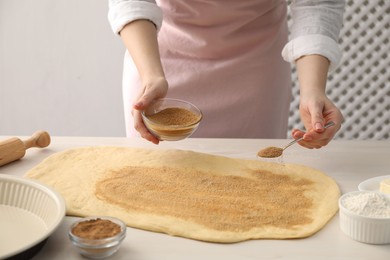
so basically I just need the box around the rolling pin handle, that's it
[23,131,51,149]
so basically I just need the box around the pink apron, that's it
[123,0,292,138]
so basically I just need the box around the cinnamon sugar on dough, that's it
[95,166,313,232]
[25,147,340,243]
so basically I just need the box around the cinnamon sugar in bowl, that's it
[142,98,202,141]
[69,216,126,259]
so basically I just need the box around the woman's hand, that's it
[120,20,167,144]
[132,77,168,144]
[294,54,343,149]
[291,91,343,149]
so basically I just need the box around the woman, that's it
[108,0,344,147]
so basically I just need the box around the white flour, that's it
[343,192,390,218]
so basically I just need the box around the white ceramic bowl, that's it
[339,191,390,244]
[141,98,202,141]
[0,175,66,259]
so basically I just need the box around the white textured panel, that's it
[287,0,390,139]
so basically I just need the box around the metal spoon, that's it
[257,121,336,158]
[283,121,335,150]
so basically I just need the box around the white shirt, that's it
[108,0,345,71]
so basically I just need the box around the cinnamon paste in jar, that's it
[147,107,200,126]
[146,107,201,137]
[72,218,121,240]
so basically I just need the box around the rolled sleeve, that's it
[282,0,345,71]
[282,34,342,72]
[108,0,163,34]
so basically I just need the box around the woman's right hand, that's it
[132,77,169,144]
[119,20,167,144]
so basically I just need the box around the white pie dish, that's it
[0,175,66,259]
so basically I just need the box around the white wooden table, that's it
[1,136,389,259]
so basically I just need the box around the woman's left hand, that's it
[293,54,343,149]
[292,92,343,149]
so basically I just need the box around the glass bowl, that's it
[141,98,202,141]
[68,216,127,259]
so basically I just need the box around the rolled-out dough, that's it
[25,147,339,243]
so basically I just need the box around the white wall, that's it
[0,0,126,137]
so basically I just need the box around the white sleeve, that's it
[281,0,345,71]
[108,0,163,34]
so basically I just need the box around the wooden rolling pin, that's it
[0,131,51,166]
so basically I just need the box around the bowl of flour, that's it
[339,191,390,244]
